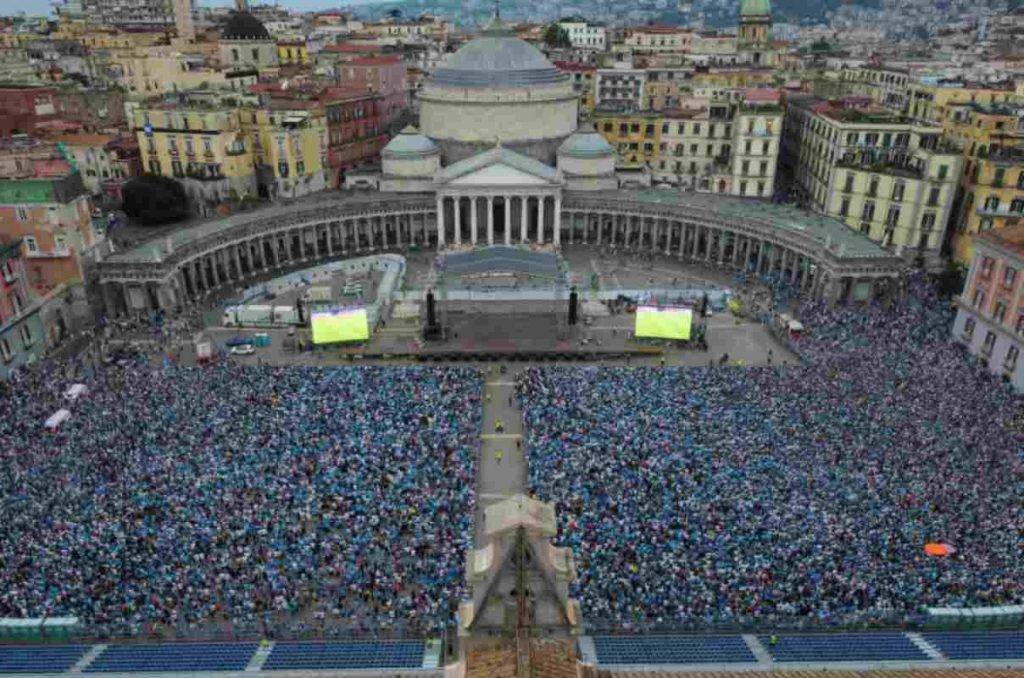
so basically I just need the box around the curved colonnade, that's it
[95,192,903,317]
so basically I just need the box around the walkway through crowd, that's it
[474,366,527,545]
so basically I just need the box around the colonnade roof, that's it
[572,190,893,260]
[104,192,431,265]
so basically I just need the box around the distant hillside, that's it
[771,0,882,22]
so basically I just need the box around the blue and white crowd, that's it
[517,276,1024,629]
[0,363,481,636]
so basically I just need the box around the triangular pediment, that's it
[448,162,552,186]
[435,146,562,186]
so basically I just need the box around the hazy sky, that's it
[15,0,384,19]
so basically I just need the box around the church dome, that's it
[740,0,771,16]
[558,123,614,158]
[222,11,271,40]
[429,20,567,89]
[382,125,439,158]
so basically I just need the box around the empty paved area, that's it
[474,366,527,543]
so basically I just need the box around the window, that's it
[148,159,161,174]
[839,198,850,217]
[981,256,995,276]
[693,124,701,135]
[1018,171,1024,189]
[251,48,259,60]
[760,161,768,175]
[938,164,948,180]
[963,317,975,339]
[55,234,66,252]
[740,180,747,195]
[742,160,750,174]
[757,181,765,196]
[24,237,37,254]
[972,288,986,308]
[994,300,1008,323]
[1011,199,1024,214]
[861,202,876,222]
[1006,345,1020,371]
[921,212,936,231]
[994,167,1005,187]
[171,160,183,178]
[661,123,669,134]
[980,218,994,231]
[15,205,29,222]
[1016,313,1024,336]
[11,291,22,315]
[278,162,289,178]
[892,182,905,202]
[745,140,752,154]
[886,205,901,226]
[927,187,941,206]
[843,173,854,193]
[231,48,239,61]
[1003,267,1017,288]
[0,337,11,363]
[19,324,32,348]
[981,330,996,356]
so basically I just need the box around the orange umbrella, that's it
[924,543,956,557]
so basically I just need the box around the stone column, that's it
[553,195,561,247]
[487,196,495,246]
[436,196,445,248]
[504,196,511,245]
[520,196,528,243]
[470,196,479,245]
[756,240,766,275]
[454,197,462,246]
[536,197,544,245]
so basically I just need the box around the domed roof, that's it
[222,11,271,40]
[429,20,567,89]
[740,0,771,16]
[382,125,439,158]
[558,124,614,158]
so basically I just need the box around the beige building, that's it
[654,93,781,197]
[784,95,962,266]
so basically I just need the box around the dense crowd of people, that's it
[517,275,1024,630]
[0,362,481,636]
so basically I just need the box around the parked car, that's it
[229,344,256,356]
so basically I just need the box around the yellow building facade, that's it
[134,103,257,209]
[786,96,962,265]
[246,107,327,199]
[593,110,662,168]
[943,103,1024,263]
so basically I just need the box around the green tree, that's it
[121,174,191,226]
[543,23,571,48]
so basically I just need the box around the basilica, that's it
[376,16,616,248]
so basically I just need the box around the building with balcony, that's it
[942,102,1024,263]
[248,106,327,200]
[133,98,258,211]
[784,94,962,266]
[556,21,606,51]
[953,225,1024,392]
[0,144,98,295]
[0,238,45,379]
[595,65,647,110]
[554,61,596,118]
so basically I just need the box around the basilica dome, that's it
[417,19,578,165]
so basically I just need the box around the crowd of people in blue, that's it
[0,363,481,636]
[2,269,1022,637]
[517,275,1024,630]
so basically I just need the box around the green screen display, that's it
[635,306,693,340]
[311,308,370,344]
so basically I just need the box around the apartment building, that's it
[622,26,693,54]
[0,143,98,295]
[134,97,258,208]
[784,95,962,266]
[595,65,647,110]
[952,225,1024,391]
[557,21,606,51]
[838,66,910,111]
[653,94,781,196]
[906,79,1019,126]
[0,238,45,378]
[942,102,1024,263]
[554,61,596,118]
[247,106,327,200]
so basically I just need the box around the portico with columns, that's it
[433,146,564,249]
